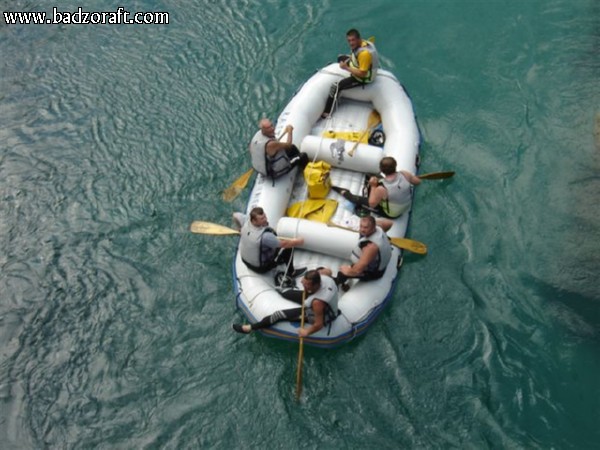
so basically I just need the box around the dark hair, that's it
[379,156,397,175]
[304,269,321,286]
[346,28,360,39]
[249,207,265,221]
[361,215,376,228]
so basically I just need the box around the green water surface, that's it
[1,0,599,448]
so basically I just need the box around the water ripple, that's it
[1,0,599,448]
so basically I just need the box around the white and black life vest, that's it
[350,226,392,275]
[380,173,413,217]
[304,276,339,325]
[249,130,292,179]
[239,221,278,269]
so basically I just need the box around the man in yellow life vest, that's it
[322,28,379,118]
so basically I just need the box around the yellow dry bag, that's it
[303,161,332,199]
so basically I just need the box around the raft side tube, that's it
[276,217,357,260]
[301,135,383,174]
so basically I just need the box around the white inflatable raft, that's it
[232,63,420,348]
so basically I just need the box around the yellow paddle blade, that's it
[367,36,376,43]
[390,237,427,255]
[419,171,455,180]
[190,221,297,241]
[222,168,254,202]
[190,221,240,235]
[367,109,381,129]
[348,110,381,156]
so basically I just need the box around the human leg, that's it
[332,186,385,216]
[251,307,303,329]
[280,289,305,304]
[274,248,306,278]
[286,145,309,171]
[275,247,294,269]
[322,76,366,116]
[334,266,385,292]
[233,307,303,333]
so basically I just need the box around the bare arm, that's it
[375,218,393,232]
[401,170,421,186]
[317,267,333,277]
[339,59,368,78]
[278,236,304,249]
[340,242,378,276]
[368,185,387,208]
[265,125,294,156]
[299,300,325,337]
[367,176,386,207]
[339,50,371,78]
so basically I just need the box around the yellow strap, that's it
[321,130,369,143]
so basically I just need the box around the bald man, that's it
[249,119,308,179]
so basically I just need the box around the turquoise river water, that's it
[1,0,599,448]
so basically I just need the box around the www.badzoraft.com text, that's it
[3,7,169,25]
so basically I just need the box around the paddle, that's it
[189,221,297,242]
[222,168,254,202]
[348,110,381,157]
[295,290,306,401]
[191,218,427,254]
[327,221,427,255]
[419,171,455,180]
[222,130,290,202]
[190,221,241,235]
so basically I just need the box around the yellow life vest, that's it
[349,40,379,83]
